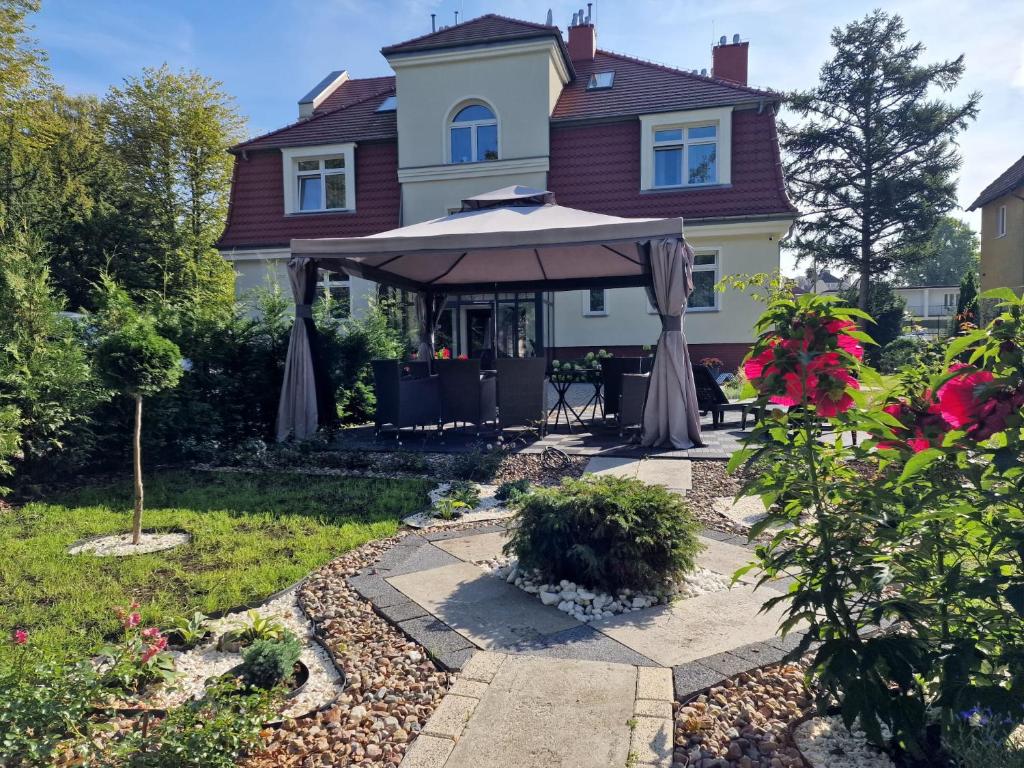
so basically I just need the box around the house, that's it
[969,154,1024,295]
[217,12,796,371]
[815,275,959,338]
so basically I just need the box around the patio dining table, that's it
[547,368,603,431]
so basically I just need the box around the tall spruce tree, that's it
[782,11,979,312]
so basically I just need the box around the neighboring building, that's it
[217,13,796,371]
[969,154,1024,295]
[816,276,959,339]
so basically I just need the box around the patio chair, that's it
[619,372,649,436]
[371,359,440,438]
[692,364,755,429]
[435,359,498,435]
[600,357,653,425]
[495,357,547,437]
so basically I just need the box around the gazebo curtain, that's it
[640,239,703,449]
[414,291,447,362]
[276,257,336,441]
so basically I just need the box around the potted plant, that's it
[165,611,211,650]
[220,633,308,699]
[217,611,287,653]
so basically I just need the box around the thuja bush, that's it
[734,290,1024,762]
[503,475,701,592]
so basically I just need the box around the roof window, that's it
[376,95,397,112]
[586,71,615,90]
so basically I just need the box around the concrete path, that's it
[583,456,692,493]
[402,652,676,768]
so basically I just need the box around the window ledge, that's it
[641,183,732,194]
[688,306,719,313]
[582,311,608,317]
[285,209,356,217]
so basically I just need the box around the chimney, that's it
[712,34,748,86]
[567,4,596,61]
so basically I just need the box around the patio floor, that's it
[333,383,748,460]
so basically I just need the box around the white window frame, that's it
[639,107,732,191]
[651,124,718,188]
[688,250,720,312]
[317,269,351,317]
[446,101,500,165]
[996,204,1007,238]
[281,143,356,214]
[582,288,607,316]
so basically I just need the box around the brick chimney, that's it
[567,6,596,61]
[712,35,748,86]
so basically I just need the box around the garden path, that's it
[349,521,808,768]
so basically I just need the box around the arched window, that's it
[449,103,498,164]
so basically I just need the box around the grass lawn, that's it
[0,470,432,665]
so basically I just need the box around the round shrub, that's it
[503,475,701,592]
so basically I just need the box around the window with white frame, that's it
[583,288,607,316]
[997,205,1007,237]
[639,107,732,191]
[653,124,718,187]
[449,103,498,164]
[689,252,719,310]
[317,270,351,318]
[281,143,356,214]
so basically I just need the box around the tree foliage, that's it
[895,216,979,287]
[781,10,979,311]
[953,268,979,333]
[840,281,907,358]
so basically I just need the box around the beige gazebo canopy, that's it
[278,186,703,449]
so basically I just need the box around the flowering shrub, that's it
[434,347,452,360]
[734,290,1024,761]
[98,602,175,693]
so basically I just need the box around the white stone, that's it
[540,591,560,606]
[577,590,596,601]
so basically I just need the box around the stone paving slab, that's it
[374,542,464,577]
[401,734,457,768]
[713,495,770,528]
[503,624,660,667]
[696,535,759,583]
[635,458,692,491]
[629,715,674,767]
[443,655,638,768]
[433,531,509,563]
[388,562,579,650]
[591,585,793,668]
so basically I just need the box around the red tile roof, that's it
[234,85,397,152]
[217,141,400,249]
[969,154,1024,210]
[381,14,562,56]
[314,75,395,115]
[553,50,775,122]
[548,110,796,220]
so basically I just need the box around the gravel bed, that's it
[151,588,342,720]
[246,533,451,768]
[793,716,894,768]
[68,532,191,556]
[404,483,514,528]
[684,461,750,536]
[673,662,813,768]
[490,449,587,486]
[480,556,729,623]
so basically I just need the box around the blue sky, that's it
[32,0,1024,272]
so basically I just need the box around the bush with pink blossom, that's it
[735,290,1024,764]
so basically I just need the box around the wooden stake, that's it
[132,393,143,545]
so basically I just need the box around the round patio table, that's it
[547,368,603,431]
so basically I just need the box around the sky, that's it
[29,0,1024,275]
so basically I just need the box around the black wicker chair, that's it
[692,364,755,429]
[371,360,440,437]
[435,359,498,435]
[495,357,548,436]
[600,357,653,423]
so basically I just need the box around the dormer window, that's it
[281,143,356,214]
[587,71,614,90]
[449,103,498,164]
[654,124,717,187]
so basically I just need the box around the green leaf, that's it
[944,331,985,361]
[980,287,1018,303]
[897,448,943,483]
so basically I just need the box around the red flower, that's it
[127,612,141,628]
[933,364,1017,439]
[141,627,161,640]
[456,353,468,360]
[875,394,948,452]
[12,629,28,645]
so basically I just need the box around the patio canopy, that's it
[279,186,702,450]
[290,186,683,294]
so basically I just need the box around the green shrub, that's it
[495,479,530,502]
[432,498,467,521]
[450,449,503,482]
[0,653,104,766]
[504,476,701,592]
[117,678,275,767]
[224,611,287,649]
[239,634,301,690]
[445,480,480,508]
[877,336,928,373]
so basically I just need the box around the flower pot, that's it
[166,630,212,651]
[216,631,245,654]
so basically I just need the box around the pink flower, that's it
[141,636,167,663]
[127,612,141,628]
[141,627,161,640]
[12,629,28,645]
